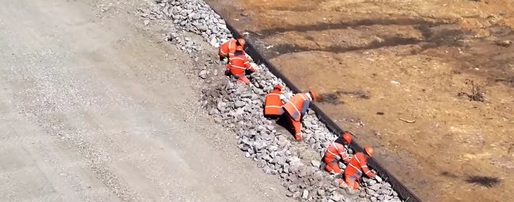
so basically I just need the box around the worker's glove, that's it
[279,94,287,103]
[285,92,293,99]
[223,57,229,64]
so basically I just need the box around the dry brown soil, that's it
[205,0,514,201]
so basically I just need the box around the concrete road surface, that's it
[0,0,290,201]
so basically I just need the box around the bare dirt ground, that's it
[0,0,292,201]
[205,0,514,201]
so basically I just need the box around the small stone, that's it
[143,20,150,26]
[288,185,298,192]
[235,101,245,108]
[375,176,383,183]
[292,191,301,198]
[331,191,344,201]
[262,166,272,174]
[366,179,377,186]
[302,189,309,199]
[286,192,293,197]
[241,93,252,98]
[370,183,381,191]
[317,189,326,196]
[366,188,377,196]
[198,70,208,79]
[208,108,218,115]
[311,160,321,168]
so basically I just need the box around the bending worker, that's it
[343,146,376,189]
[218,38,246,63]
[324,132,353,175]
[225,46,255,85]
[264,84,287,118]
[281,90,318,141]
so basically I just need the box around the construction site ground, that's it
[205,0,514,201]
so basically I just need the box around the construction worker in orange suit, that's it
[324,132,353,175]
[342,146,376,189]
[264,84,287,118]
[281,90,318,141]
[218,38,246,63]
[225,46,255,85]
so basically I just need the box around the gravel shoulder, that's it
[0,0,291,201]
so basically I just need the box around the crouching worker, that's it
[218,38,246,63]
[264,84,287,118]
[342,146,376,189]
[281,90,318,141]
[323,132,353,176]
[225,46,255,85]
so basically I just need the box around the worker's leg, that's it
[324,156,333,172]
[345,173,360,189]
[289,117,302,141]
[237,75,250,85]
[330,163,342,175]
[326,162,342,174]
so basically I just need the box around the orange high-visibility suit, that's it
[264,87,285,116]
[226,52,255,85]
[218,38,245,60]
[324,142,350,174]
[282,93,312,140]
[344,152,375,189]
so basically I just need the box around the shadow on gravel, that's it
[275,115,296,139]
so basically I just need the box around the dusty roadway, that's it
[206,0,514,201]
[0,0,292,201]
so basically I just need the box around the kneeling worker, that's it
[324,132,353,175]
[281,90,318,141]
[225,46,255,85]
[343,146,376,189]
[218,38,246,63]
[264,84,287,118]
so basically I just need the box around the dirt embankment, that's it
[204,0,514,201]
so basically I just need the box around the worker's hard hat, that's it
[342,132,352,144]
[308,90,318,101]
[273,84,283,90]
[237,38,246,47]
[364,146,374,157]
[235,46,244,52]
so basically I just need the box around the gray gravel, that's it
[0,0,293,201]
[143,0,404,201]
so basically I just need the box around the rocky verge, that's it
[140,0,402,201]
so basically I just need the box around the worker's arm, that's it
[279,93,287,103]
[360,157,375,178]
[244,60,256,72]
[339,151,350,164]
[300,100,311,115]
